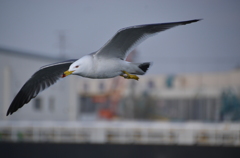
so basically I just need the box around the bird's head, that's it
[62,55,91,77]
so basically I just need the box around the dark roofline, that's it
[0,46,66,61]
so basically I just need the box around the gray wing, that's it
[6,59,77,116]
[95,19,201,60]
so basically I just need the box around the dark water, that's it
[1,143,239,158]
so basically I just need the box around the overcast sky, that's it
[0,0,240,74]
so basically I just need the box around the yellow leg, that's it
[121,71,139,81]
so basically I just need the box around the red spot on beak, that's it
[62,74,66,78]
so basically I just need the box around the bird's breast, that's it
[83,58,122,79]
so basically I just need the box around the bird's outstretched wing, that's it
[6,59,77,116]
[95,19,201,60]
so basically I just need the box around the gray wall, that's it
[0,49,78,121]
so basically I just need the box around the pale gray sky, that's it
[0,0,240,74]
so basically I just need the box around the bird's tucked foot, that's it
[121,71,139,81]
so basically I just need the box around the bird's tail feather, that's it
[138,62,152,74]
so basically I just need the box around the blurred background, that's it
[0,0,240,158]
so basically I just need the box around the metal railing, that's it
[0,121,239,146]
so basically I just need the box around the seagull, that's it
[6,19,201,116]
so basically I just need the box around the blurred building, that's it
[76,68,240,122]
[0,47,79,121]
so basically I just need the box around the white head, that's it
[63,55,92,77]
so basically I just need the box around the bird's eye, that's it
[75,65,79,68]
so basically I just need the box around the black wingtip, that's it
[6,106,11,116]
[6,104,15,116]
[6,109,12,116]
[182,19,202,25]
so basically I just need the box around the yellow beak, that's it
[63,70,74,76]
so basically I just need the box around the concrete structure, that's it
[0,47,79,121]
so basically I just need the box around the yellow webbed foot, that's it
[121,71,139,81]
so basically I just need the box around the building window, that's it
[34,98,42,111]
[83,83,88,92]
[148,80,155,89]
[79,96,96,113]
[165,75,175,88]
[99,82,105,92]
[49,97,55,112]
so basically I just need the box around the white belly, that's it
[83,58,124,79]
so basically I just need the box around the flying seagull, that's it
[6,19,201,116]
